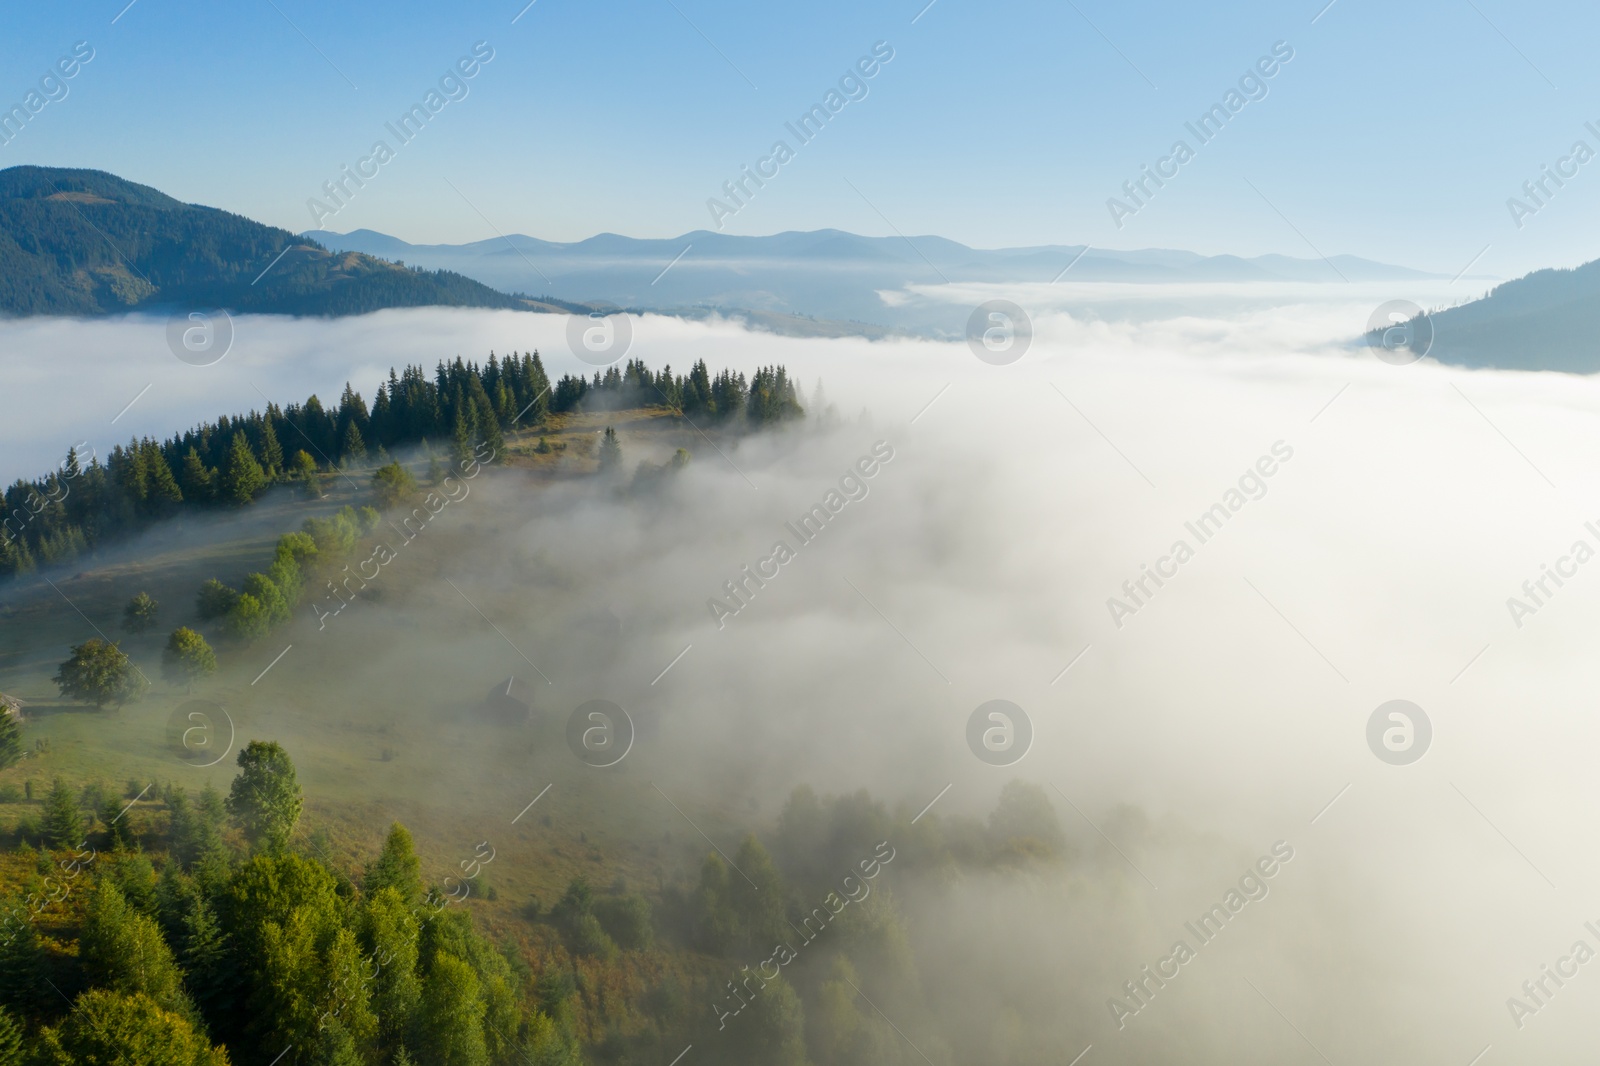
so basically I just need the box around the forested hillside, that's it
[0,167,563,317]
[0,354,806,580]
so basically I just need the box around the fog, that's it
[8,288,1600,1063]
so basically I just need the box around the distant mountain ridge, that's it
[0,166,575,317]
[307,225,1445,336]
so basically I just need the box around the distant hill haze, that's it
[307,225,1444,333]
[0,166,574,317]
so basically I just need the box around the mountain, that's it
[0,166,575,317]
[307,227,1444,336]
[1409,257,1600,372]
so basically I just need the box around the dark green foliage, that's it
[0,710,19,772]
[43,777,83,849]
[0,166,527,318]
[598,426,621,474]
[122,591,160,632]
[225,740,303,852]
[195,579,239,620]
[220,431,265,504]
[101,796,134,849]
[3,350,798,587]
[594,892,653,951]
[0,897,46,1017]
[53,638,148,707]
[341,419,368,464]
[79,880,196,1018]
[179,448,216,503]
[0,1004,23,1066]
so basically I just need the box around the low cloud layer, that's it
[8,291,1600,1062]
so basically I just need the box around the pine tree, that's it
[341,420,368,466]
[598,427,621,475]
[258,414,285,476]
[179,448,215,503]
[80,880,196,1017]
[220,431,265,505]
[451,407,473,467]
[0,1003,23,1066]
[180,895,230,1020]
[140,442,183,511]
[0,901,45,1017]
[0,710,20,772]
[362,824,421,900]
[475,396,504,463]
[44,778,84,849]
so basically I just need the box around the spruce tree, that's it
[220,432,265,505]
[597,427,621,475]
[364,823,423,900]
[44,777,84,849]
[179,447,215,502]
[0,1004,23,1066]
[0,710,20,772]
[341,420,367,466]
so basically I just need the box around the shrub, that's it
[595,893,654,951]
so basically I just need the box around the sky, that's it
[0,1,1596,281]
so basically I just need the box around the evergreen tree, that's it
[257,415,284,475]
[162,628,218,691]
[79,880,196,1018]
[0,897,45,1017]
[360,886,423,1054]
[598,427,621,475]
[341,420,368,465]
[450,407,473,467]
[226,740,303,852]
[44,777,84,849]
[364,822,423,901]
[414,953,489,1066]
[139,442,184,513]
[0,710,20,772]
[101,795,134,849]
[220,431,265,504]
[179,448,215,503]
[0,1004,22,1066]
[179,895,231,1021]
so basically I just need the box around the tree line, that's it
[0,354,806,581]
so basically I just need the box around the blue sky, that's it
[1,0,1594,277]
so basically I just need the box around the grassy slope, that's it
[0,408,735,940]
